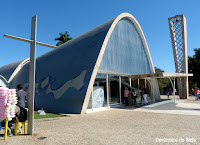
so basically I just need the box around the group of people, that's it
[124,87,137,106]
[124,85,148,106]
[0,84,27,136]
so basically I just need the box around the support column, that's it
[129,78,131,87]
[28,16,37,135]
[106,74,109,108]
[151,79,154,102]
[92,86,94,111]
[119,76,121,105]
[145,79,146,88]
[173,77,176,104]
[153,81,155,102]
[138,79,139,89]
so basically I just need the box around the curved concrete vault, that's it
[0,13,160,114]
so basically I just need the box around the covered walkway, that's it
[128,72,193,101]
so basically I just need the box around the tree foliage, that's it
[155,67,164,73]
[55,31,72,46]
[155,67,171,94]
[188,48,200,88]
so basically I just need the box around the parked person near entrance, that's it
[132,89,137,105]
[140,87,144,104]
[128,88,133,106]
[143,86,148,105]
[124,87,129,106]
[194,87,199,100]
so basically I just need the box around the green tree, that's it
[188,48,200,88]
[55,31,72,46]
[155,67,171,94]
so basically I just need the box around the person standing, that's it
[194,87,199,100]
[16,84,27,108]
[169,88,172,95]
[132,89,137,105]
[197,88,200,100]
[143,86,148,105]
[124,87,129,106]
[16,84,27,133]
[140,87,144,104]
[128,88,133,106]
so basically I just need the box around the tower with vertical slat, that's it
[168,15,188,99]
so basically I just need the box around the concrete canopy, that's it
[128,72,193,79]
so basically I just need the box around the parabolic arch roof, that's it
[0,12,159,114]
[81,13,158,113]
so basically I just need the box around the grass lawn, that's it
[34,111,65,119]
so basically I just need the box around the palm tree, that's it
[154,67,164,73]
[55,31,72,46]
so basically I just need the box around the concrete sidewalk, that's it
[0,96,199,145]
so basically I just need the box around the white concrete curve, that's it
[0,58,30,84]
[81,12,157,114]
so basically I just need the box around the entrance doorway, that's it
[87,73,152,112]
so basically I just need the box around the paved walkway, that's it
[0,96,199,145]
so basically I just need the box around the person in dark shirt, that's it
[16,84,27,120]
[16,84,27,108]
[15,84,27,133]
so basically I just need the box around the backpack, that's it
[18,107,27,122]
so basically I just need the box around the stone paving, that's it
[0,95,199,145]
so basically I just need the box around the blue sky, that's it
[0,0,199,72]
